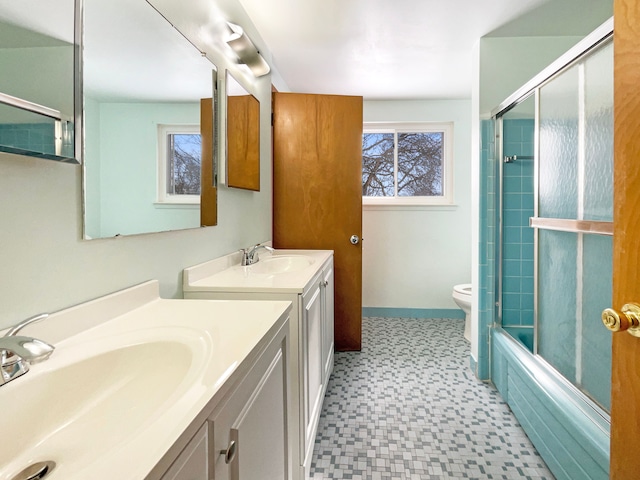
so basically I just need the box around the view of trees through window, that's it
[168,133,201,195]
[362,130,444,197]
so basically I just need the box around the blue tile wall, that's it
[477,118,496,380]
[501,119,535,332]
[0,122,57,155]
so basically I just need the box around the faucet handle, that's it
[1,336,55,365]
[0,315,55,386]
[239,248,250,266]
[5,313,49,337]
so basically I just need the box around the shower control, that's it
[602,303,640,337]
[350,235,360,245]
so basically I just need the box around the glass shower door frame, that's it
[492,21,613,418]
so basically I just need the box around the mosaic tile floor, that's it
[310,317,554,479]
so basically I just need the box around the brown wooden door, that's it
[272,92,363,351]
[200,98,217,226]
[227,94,261,191]
[611,1,640,476]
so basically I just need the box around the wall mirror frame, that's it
[0,0,80,163]
[82,0,219,239]
[226,70,260,191]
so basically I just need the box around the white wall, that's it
[362,99,471,310]
[0,0,281,329]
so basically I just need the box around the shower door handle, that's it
[602,303,640,337]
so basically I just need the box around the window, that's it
[362,122,453,206]
[157,124,201,204]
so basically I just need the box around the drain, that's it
[11,461,56,480]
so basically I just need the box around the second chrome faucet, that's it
[240,244,274,266]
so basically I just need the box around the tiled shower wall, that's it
[501,119,535,332]
[0,123,56,155]
[477,118,496,380]
[478,117,535,377]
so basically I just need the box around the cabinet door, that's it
[321,261,335,383]
[161,423,210,480]
[213,342,288,480]
[302,281,324,466]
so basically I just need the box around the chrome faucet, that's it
[240,244,275,266]
[1,313,55,386]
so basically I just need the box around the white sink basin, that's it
[0,280,292,480]
[241,255,314,275]
[0,337,197,479]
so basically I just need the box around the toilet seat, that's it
[453,283,472,296]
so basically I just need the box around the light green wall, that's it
[362,99,471,310]
[84,96,101,236]
[0,0,278,329]
[85,101,201,238]
[0,46,74,118]
[479,36,583,115]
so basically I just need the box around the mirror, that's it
[226,72,260,191]
[0,0,77,162]
[83,0,218,239]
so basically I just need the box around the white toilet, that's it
[452,284,472,342]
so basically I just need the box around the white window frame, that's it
[362,122,454,208]
[156,124,201,205]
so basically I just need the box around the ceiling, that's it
[238,0,612,100]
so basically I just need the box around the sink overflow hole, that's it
[11,461,56,480]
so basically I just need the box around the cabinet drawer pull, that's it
[220,440,237,464]
[320,280,328,288]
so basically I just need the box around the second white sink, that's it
[241,255,314,275]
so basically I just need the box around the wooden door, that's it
[200,98,217,226]
[227,94,260,191]
[610,1,640,476]
[272,93,363,351]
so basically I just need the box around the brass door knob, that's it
[602,303,640,337]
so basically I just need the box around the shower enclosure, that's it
[484,20,613,480]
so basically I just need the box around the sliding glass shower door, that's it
[497,38,613,412]
[536,40,613,411]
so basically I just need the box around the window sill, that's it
[363,203,458,211]
[153,202,199,209]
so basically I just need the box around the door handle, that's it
[350,235,360,245]
[220,439,237,464]
[602,303,640,337]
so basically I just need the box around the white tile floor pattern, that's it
[310,317,554,479]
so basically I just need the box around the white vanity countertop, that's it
[184,249,333,294]
[0,280,291,480]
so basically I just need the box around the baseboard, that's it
[362,307,465,319]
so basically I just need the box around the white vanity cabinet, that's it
[300,260,335,468]
[321,262,335,388]
[210,325,289,480]
[160,424,210,480]
[9,280,292,480]
[156,314,290,480]
[183,250,335,480]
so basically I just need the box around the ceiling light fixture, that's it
[226,22,270,77]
